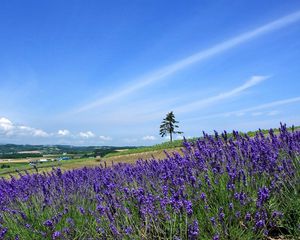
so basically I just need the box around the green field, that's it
[0,148,179,178]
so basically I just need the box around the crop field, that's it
[0,148,179,179]
[0,124,299,239]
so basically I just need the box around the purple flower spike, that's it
[52,231,61,239]
[124,226,133,235]
[0,228,8,238]
[200,192,206,201]
[188,220,199,240]
[257,186,270,208]
[213,234,220,240]
[43,219,53,228]
[219,212,225,222]
[210,217,216,226]
[245,212,251,221]
[255,219,265,229]
[78,206,86,215]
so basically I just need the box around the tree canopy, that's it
[159,111,183,142]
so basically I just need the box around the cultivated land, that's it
[0,148,181,178]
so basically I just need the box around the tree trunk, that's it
[170,131,172,143]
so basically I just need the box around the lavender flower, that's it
[200,192,206,201]
[52,231,61,239]
[256,186,270,208]
[210,217,216,226]
[0,227,8,238]
[213,234,220,240]
[188,220,199,240]
[255,219,265,229]
[245,212,251,222]
[43,219,53,228]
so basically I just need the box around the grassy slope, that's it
[105,139,186,157]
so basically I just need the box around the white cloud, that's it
[0,117,49,137]
[142,135,156,141]
[32,129,48,137]
[15,125,49,137]
[99,135,112,141]
[74,10,300,113]
[58,129,71,136]
[79,131,95,138]
[0,117,14,132]
[174,75,268,114]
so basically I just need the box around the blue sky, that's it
[1,0,300,146]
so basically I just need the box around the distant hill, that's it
[0,144,137,159]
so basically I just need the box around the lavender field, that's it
[0,124,299,239]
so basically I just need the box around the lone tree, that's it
[160,111,183,142]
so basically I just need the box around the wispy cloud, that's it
[238,97,300,113]
[251,112,263,116]
[74,10,300,113]
[267,110,280,116]
[236,112,245,117]
[187,96,300,121]
[174,75,268,114]
[92,75,268,125]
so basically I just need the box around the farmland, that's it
[0,124,299,239]
[0,148,178,178]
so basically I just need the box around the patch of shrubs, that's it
[0,164,10,169]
